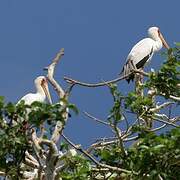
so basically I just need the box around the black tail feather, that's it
[120,60,135,83]
[126,73,134,83]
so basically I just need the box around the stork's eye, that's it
[41,79,46,85]
[158,29,160,35]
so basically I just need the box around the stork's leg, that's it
[129,60,137,71]
[135,67,144,97]
[139,67,144,83]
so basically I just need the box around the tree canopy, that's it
[0,45,179,179]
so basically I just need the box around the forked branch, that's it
[45,48,65,98]
[44,48,69,144]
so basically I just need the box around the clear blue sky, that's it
[0,1,179,146]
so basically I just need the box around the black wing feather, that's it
[121,47,153,83]
[136,48,153,69]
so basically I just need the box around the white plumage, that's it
[18,76,52,105]
[122,26,170,83]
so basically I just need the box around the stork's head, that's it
[148,26,170,49]
[34,76,52,104]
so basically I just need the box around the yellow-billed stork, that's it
[18,76,52,105]
[121,26,170,83]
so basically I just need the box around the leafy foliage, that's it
[0,45,179,179]
[108,83,124,124]
[125,92,154,115]
[0,97,29,177]
[59,155,91,180]
[126,128,180,179]
[0,97,77,177]
[94,128,180,179]
[146,47,180,99]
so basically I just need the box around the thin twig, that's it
[62,133,100,165]
[169,95,180,101]
[89,135,138,151]
[152,114,180,129]
[62,134,135,174]
[84,111,111,127]
[153,117,179,127]
[150,102,174,113]
[148,116,180,132]
[65,83,75,98]
[122,112,130,135]
[113,123,127,156]
[149,124,166,132]
[158,174,164,180]
[121,118,139,139]
[160,93,180,101]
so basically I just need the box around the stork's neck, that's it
[151,36,163,52]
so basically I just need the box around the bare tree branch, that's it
[45,48,65,98]
[64,75,126,87]
[89,135,138,151]
[153,117,179,128]
[0,171,5,176]
[31,129,43,152]
[84,111,112,127]
[62,134,136,175]
[84,111,126,156]
[169,95,180,101]
[24,157,39,169]
[64,69,148,88]
[39,139,59,180]
[160,93,180,101]
[150,102,174,113]
[25,151,39,165]
[44,48,69,144]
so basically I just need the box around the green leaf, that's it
[68,104,79,115]
[174,42,180,46]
